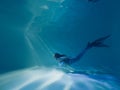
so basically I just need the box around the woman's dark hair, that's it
[54,53,66,59]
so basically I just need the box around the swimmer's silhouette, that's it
[54,35,110,67]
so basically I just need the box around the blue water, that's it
[0,0,120,89]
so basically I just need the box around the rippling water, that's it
[0,66,120,90]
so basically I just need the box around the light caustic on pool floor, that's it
[0,66,120,90]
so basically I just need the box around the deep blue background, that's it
[0,0,120,78]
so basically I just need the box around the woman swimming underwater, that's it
[54,35,110,68]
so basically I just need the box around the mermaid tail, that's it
[70,35,111,64]
[87,35,111,48]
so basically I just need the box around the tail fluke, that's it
[94,35,111,42]
[87,35,111,48]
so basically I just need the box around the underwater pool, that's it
[0,0,120,90]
